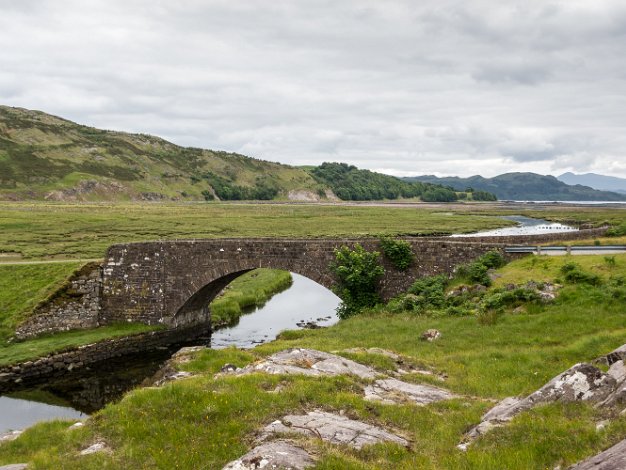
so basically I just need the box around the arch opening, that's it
[172,267,341,347]
[172,269,253,328]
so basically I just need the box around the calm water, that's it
[0,272,340,433]
[211,273,340,349]
[0,396,84,433]
[450,215,577,238]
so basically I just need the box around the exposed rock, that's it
[287,190,321,202]
[364,378,457,405]
[144,346,204,386]
[607,360,626,383]
[463,363,616,445]
[80,441,110,455]
[421,329,441,342]
[260,410,409,450]
[232,349,378,380]
[171,346,207,363]
[0,465,28,470]
[220,363,239,373]
[222,440,315,469]
[69,422,84,430]
[342,347,401,360]
[604,344,626,366]
[0,430,22,443]
[568,438,626,469]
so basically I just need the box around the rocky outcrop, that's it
[259,411,409,450]
[462,356,626,448]
[231,348,378,379]
[568,438,626,469]
[364,378,456,405]
[223,440,315,470]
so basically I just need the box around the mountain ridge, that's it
[404,172,626,201]
[557,172,626,194]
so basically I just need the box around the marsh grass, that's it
[2,254,626,468]
[0,202,519,259]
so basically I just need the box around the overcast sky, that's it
[1,0,625,177]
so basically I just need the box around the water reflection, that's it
[0,395,84,434]
[211,273,340,349]
[0,272,340,431]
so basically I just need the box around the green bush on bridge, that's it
[330,244,385,319]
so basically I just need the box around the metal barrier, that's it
[505,245,626,254]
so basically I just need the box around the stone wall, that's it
[14,263,102,340]
[100,238,511,328]
[0,325,205,392]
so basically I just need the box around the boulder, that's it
[421,329,441,342]
[568,438,626,469]
[222,440,315,470]
[462,363,617,445]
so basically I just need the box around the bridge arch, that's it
[100,238,509,328]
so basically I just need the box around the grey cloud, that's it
[0,0,625,177]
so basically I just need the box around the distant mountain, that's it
[558,172,626,195]
[404,172,626,201]
[0,105,473,203]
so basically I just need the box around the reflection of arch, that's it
[173,269,252,327]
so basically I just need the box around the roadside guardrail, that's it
[505,245,626,254]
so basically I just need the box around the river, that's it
[0,273,340,434]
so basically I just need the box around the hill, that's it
[0,106,483,203]
[558,172,626,195]
[404,172,626,201]
[307,162,494,202]
[0,105,325,202]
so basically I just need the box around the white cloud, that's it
[0,0,625,177]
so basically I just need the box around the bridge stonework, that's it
[99,238,509,328]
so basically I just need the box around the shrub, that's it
[606,222,626,237]
[479,251,506,269]
[560,262,601,286]
[330,244,385,319]
[407,275,448,308]
[379,237,414,270]
[456,251,506,287]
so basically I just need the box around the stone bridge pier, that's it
[99,238,508,328]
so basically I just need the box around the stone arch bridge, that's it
[100,237,510,328]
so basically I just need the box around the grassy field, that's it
[1,254,625,468]
[1,202,625,260]
[0,202,520,259]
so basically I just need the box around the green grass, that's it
[0,323,160,367]
[1,202,624,260]
[210,269,293,327]
[0,202,519,259]
[2,254,626,468]
[0,262,82,343]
